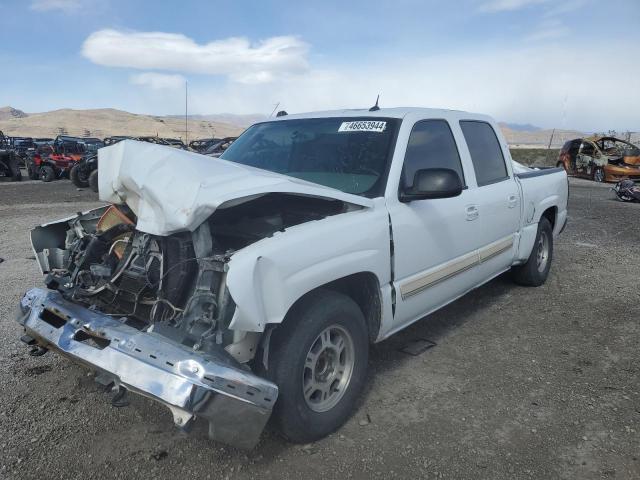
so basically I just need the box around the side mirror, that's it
[400,168,463,202]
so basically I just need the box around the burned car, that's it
[557,136,640,182]
[17,108,568,449]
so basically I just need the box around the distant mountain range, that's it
[499,122,542,132]
[1,106,637,147]
[166,113,268,129]
[0,106,28,120]
[0,107,243,140]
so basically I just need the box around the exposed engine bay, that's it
[32,193,347,360]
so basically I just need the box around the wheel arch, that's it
[541,206,557,230]
[255,271,382,367]
[273,271,382,343]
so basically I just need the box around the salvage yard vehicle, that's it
[104,136,133,146]
[17,108,568,449]
[11,136,36,165]
[189,137,219,152]
[27,135,86,181]
[0,130,22,181]
[557,136,640,182]
[201,136,237,157]
[80,137,104,153]
[70,153,97,188]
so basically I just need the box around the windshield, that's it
[220,117,400,197]
[599,139,640,156]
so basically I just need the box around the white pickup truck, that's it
[18,107,568,449]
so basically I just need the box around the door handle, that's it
[465,205,479,221]
[508,195,518,208]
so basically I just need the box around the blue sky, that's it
[0,0,638,131]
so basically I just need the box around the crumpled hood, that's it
[98,140,373,235]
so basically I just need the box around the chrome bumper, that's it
[17,288,278,450]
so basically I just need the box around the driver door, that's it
[576,141,595,175]
[387,119,480,331]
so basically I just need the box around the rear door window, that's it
[460,121,508,186]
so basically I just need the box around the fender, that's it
[226,200,392,332]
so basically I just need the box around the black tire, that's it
[88,169,99,192]
[40,165,55,182]
[70,164,90,188]
[1,152,22,181]
[511,217,553,287]
[27,164,39,180]
[266,289,369,443]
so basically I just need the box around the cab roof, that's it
[269,107,494,123]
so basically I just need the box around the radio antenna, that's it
[369,94,380,112]
[184,80,188,144]
[269,102,280,117]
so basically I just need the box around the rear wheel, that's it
[265,289,369,443]
[70,164,90,187]
[0,152,22,181]
[40,165,55,182]
[88,169,99,192]
[511,217,553,287]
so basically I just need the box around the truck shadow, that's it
[363,271,516,390]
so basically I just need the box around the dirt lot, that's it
[1,177,638,480]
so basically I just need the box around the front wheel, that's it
[40,165,55,182]
[265,289,369,443]
[511,217,553,287]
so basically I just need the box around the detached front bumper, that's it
[17,288,278,450]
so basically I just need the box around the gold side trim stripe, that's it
[478,237,514,263]
[400,236,514,299]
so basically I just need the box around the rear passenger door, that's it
[459,120,520,275]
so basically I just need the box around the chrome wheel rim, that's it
[536,231,549,273]
[302,325,355,412]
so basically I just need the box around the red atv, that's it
[27,136,86,182]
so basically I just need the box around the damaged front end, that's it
[21,204,282,449]
[17,140,373,448]
[17,288,276,449]
[19,194,357,448]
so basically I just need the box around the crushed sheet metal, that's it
[98,140,373,236]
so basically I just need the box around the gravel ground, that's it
[0,177,638,480]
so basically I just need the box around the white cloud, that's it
[30,0,82,12]
[82,29,309,84]
[130,72,186,90]
[543,0,588,17]
[479,0,550,12]
[525,18,568,41]
[174,42,639,132]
